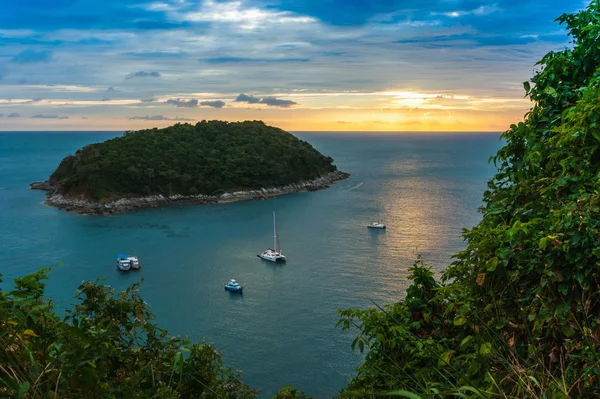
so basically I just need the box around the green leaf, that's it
[479,342,492,356]
[460,335,473,349]
[454,316,467,326]
[544,86,558,98]
[539,237,548,250]
[383,390,424,398]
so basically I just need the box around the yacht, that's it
[128,256,141,270]
[367,203,386,229]
[258,212,287,263]
[116,254,131,271]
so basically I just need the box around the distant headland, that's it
[31,120,349,215]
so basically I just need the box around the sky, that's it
[0,0,588,131]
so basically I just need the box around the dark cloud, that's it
[0,114,3,117]
[140,98,155,103]
[200,100,226,108]
[11,49,53,64]
[125,71,161,80]
[8,113,20,118]
[259,96,297,108]
[234,93,297,108]
[107,86,115,92]
[129,115,194,121]
[31,114,69,119]
[234,93,260,104]
[165,98,198,107]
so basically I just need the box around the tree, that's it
[339,2,600,397]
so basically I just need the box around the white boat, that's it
[258,212,286,263]
[367,221,386,229]
[116,254,131,271]
[367,204,386,229]
[128,256,141,270]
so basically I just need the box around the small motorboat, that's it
[116,254,131,271]
[128,256,141,270]
[367,221,386,229]
[224,279,243,293]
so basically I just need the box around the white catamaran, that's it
[367,204,386,229]
[258,212,287,263]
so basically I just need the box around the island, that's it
[31,120,349,214]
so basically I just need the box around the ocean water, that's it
[0,131,502,398]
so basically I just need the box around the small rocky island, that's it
[31,120,349,215]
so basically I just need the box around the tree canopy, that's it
[50,121,338,200]
[338,2,600,397]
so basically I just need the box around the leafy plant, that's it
[338,2,600,397]
[0,270,259,398]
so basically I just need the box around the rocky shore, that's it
[30,170,350,215]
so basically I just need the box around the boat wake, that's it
[348,182,363,191]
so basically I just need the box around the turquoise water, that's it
[0,131,502,397]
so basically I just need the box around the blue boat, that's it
[224,279,243,293]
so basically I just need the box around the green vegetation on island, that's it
[48,120,340,200]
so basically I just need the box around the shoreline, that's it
[30,170,350,215]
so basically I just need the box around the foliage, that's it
[273,385,314,399]
[338,2,600,398]
[0,269,259,398]
[50,120,338,200]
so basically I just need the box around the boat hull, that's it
[367,224,386,229]
[257,254,286,263]
[224,286,243,293]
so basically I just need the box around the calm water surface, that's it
[0,131,502,397]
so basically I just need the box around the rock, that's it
[36,170,350,215]
[30,180,55,191]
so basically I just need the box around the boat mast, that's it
[273,211,277,252]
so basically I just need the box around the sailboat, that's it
[258,212,287,263]
[367,204,386,229]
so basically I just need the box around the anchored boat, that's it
[367,203,386,229]
[128,256,141,270]
[258,212,286,263]
[116,254,131,271]
[224,279,243,293]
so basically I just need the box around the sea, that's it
[0,131,502,398]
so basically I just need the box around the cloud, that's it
[234,93,297,107]
[0,114,3,117]
[125,71,161,80]
[234,93,260,104]
[11,49,53,64]
[202,57,310,64]
[123,50,188,59]
[31,114,69,119]
[107,86,115,92]
[165,98,198,107]
[8,113,20,118]
[200,100,225,108]
[259,96,297,108]
[128,115,195,121]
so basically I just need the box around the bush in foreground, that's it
[338,2,600,398]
